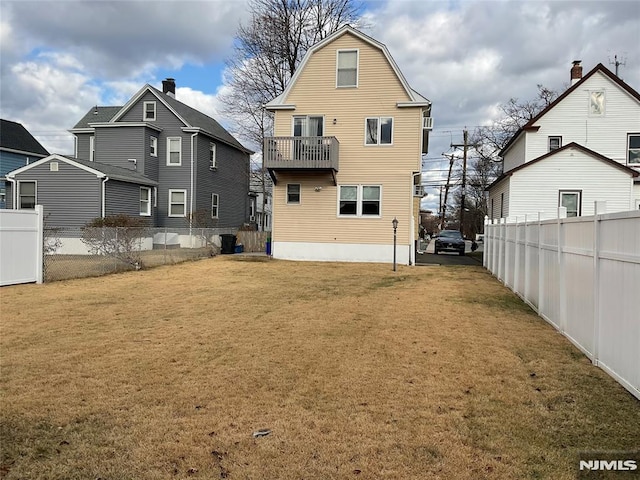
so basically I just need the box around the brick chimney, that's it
[162,78,176,98]
[570,61,582,86]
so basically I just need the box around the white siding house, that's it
[489,62,640,220]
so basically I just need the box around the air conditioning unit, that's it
[249,215,256,222]
[422,117,434,130]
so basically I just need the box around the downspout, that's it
[410,171,422,266]
[190,132,197,248]
[101,176,109,218]
[6,176,16,209]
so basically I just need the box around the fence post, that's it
[514,216,520,294]
[538,212,544,315]
[524,214,530,302]
[592,201,607,366]
[558,207,567,333]
[483,216,489,269]
[35,205,44,284]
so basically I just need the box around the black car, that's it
[434,230,465,256]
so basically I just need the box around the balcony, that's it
[264,136,339,184]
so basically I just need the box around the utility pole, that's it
[440,154,456,230]
[451,129,469,237]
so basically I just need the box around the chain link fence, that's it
[42,226,251,282]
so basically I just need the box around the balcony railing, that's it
[264,136,339,171]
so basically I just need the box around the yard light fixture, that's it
[392,217,398,272]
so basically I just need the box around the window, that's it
[548,136,562,151]
[365,117,393,145]
[560,190,581,217]
[589,90,605,115]
[89,135,95,161]
[209,143,217,169]
[150,136,157,157]
[211,193,219,219]
[167,137,182,165]
[168,189,187,217]
[337,50,358,87]
[18,181,36,209]
[139,187,151,216]
[338,185,381,217]
[293,116,324,137]
[144,101,156,121]
[287,184,300,204]
[628,134,640,164]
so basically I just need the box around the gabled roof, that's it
[501,63,640,156]
[89,84,253,154]
[72,106,123,129]
[0,119,49,157]
[265,25,430,109]
[488,142,639,190]
[6,154,158,186]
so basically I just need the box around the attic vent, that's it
[422,117,433,130]
[50,162,59,172]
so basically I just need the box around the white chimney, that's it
[570,61,582,86]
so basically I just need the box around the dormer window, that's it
[144,101,156,121]
[337,50,358,88]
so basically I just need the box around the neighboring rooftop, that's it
[0,119,49,156]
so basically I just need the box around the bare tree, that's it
[220,0,363,230]
[459,85,560,232]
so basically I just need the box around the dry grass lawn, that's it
[1,257,638,479]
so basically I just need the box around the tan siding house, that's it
[265,26,431,264]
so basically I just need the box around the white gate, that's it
[0,206,44,286]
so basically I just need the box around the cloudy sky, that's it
[1,0,639,212]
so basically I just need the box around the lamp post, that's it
[392,217,398,272]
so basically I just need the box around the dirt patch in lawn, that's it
[1,258,638,479]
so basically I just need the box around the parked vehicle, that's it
[434,230,465,256]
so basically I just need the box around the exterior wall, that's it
[9,158,102,227]
[508,148,635,218]
[94,126,145,170]
[272,32,423,257]
[502,134,527,172]
[487,177,510,220]
[523,72,640,165]
[105,180,154,225]
[194,136,250,228]
[75,132,92,160]
[273,241,411,264]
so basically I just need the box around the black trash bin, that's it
[220,234,236,254]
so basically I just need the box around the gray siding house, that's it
[1,119,49,208]
[5,155,158,227]
[6,79,253,229]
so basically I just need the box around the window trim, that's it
[364,117,394,146]
[140,186,152,216]
[286,183,301,204]
[559,190,582,217]
[150,136,157,157]
[627,133,640,165]
[209,143,217,170]
[166,137,182,166]
[168,189,187,217]
[337,184,382,218]
[211,193,219,219]
[18,180,37,210]
[548,136,562,151]
[89,135,95,161]
[144,101,156,121]
[336,49,359,88]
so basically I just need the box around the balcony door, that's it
[293,116,324,163]
[293,116,324,138]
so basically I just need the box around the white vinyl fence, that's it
[0,205,44,286]
[484,204,639,400]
